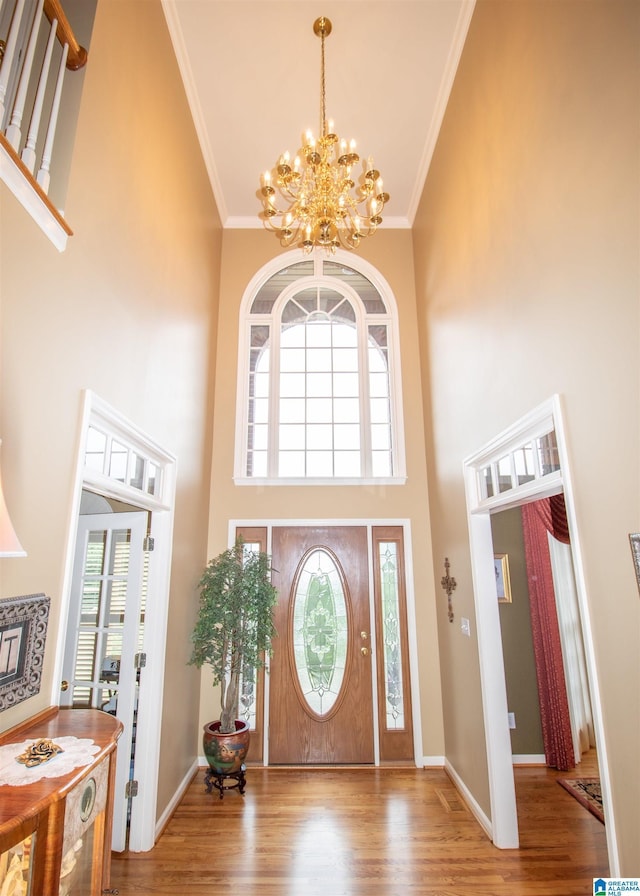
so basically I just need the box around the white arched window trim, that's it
[234,248,407,486]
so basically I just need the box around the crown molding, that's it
[161,0,227,221]
[407,0,476,224]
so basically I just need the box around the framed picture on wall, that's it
[0,593,50,711]
[494,553,512,604]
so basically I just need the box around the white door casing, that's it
[463,395,618,872]
[228,518,424,769]
[54,390,176,852]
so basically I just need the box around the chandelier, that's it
[258,16,389,253]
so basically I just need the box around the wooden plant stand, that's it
[204,764,246,799]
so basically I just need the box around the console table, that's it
[0,707,122,895]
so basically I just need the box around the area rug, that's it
[558,777,604,824]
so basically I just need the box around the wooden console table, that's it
[0,707,122,895]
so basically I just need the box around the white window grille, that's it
[235,251,406,485]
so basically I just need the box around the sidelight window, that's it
[378,541,405,729]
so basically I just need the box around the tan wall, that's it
[201,228,445,760]
[492,509,543,757]
[0,0,221,824]
[413,0,639,871]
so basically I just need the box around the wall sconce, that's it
[0,440,26,557]
[440,557,456,623]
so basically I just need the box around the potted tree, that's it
[189,538,278,779]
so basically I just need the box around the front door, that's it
[269,526,374,764]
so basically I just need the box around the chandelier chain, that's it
[320,21,326,139]
[258,16,388,254]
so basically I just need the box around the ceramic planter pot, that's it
[203,719,250,774]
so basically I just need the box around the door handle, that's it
[360,631,368,640]
[361,646,369,656]
[60,680,69,692]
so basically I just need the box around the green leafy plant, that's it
[189,538,278,733]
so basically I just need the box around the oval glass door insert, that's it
[292,548,348,718]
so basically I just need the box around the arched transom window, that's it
[235,251,406,484]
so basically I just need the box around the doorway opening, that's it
[55,391,176,852]
[493,502,596,772]
[62,500,148,853]
[463,395,618,872]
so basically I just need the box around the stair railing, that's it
[0,0,87,249]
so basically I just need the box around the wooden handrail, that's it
[43,0,87,70]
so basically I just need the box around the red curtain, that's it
[521,499,574,771]
[529,494,571,545]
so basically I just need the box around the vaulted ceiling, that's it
[162,1,475,230]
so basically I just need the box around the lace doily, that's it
[0,737,99,786]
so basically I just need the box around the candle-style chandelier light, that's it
[258,16,389,253]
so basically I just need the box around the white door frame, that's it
[229,518,423,768]
[463,395,618,872]
[53,390,176,852]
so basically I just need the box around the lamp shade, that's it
[0,442,26,557]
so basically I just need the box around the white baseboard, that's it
[155,758,199,842]
[421,755,445,767]
[444,758,493,840]
[512,754,545,765]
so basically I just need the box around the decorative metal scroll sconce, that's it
[440,557,457,623]
[630,533,640,596]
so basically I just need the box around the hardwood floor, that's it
[111,756,608,895]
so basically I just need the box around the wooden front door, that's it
[269,526,374,764]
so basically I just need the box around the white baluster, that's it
[21,15,57,172]
[5,0,45,150]
[36,39,67,194]
[0,0,26,128]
